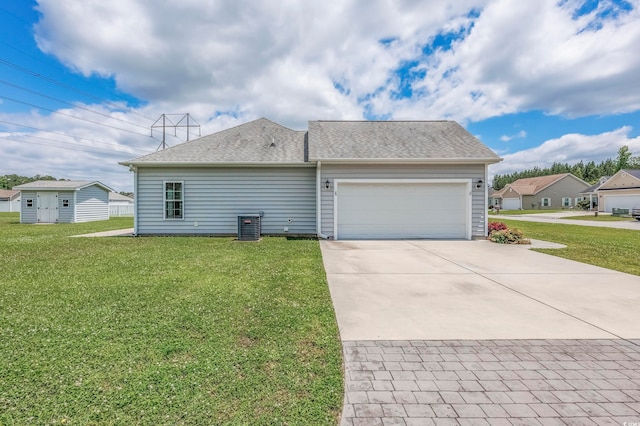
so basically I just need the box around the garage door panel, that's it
[603,195,640,212]
[336,182,469,239]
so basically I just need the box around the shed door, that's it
[37,193,58,223]
[603,194,640,213]
[336,182,469,239]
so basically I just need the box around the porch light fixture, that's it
[475,179,483,189]
[325,179,331,190]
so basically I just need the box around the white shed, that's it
[13,180,113,224]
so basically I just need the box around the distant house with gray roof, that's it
[13,180,113,224]
[593,169,640,212]
[0,189,20,212]
[120,118,501,239]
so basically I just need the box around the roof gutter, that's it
[309,157,503,164]
[118,161,315,167]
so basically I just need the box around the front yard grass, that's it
[0,213,343,425]
[490,209,563,215]
[564,214,634,221]
[491,218,640,276]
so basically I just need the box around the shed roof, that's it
[13,180,113,192]
[122,118,307,166]
[308,120,501,162]
[0,189,20,200]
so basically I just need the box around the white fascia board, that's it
[310,158,502,164]
[120,161,315,168]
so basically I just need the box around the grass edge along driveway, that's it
[492,218,640,277]
[0,213,343,425]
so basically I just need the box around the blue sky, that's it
[1,0,640,191]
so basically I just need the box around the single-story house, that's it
[109,192,135,217]
[579,176,610,211]
[13,180,113,224]
[488,188,501,209]
[0,189,20,212]
[595,169,640,212]
[109,192,135,206]
[120,118,502,240]
[492,173,590,210]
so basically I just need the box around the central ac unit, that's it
[237,215,261,241]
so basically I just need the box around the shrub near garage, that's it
[488,221,531,245]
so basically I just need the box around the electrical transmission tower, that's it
[151,113,201,150]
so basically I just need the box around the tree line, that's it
[0,174,60,190]
[492,146,640,190]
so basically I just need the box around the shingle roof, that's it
[109,192,133,202]
[122,118,307,165]
[13,180,113,192]
[0,189,19,200]
[622,169,640,179]
[505,173,581,195]
[308,120,501,161]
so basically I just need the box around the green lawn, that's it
[491,218,640,276]
[0,213,343,425]
[564,214,634,221]
[490,209,564,215]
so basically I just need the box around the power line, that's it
[0,57,156,124]
[0,119,139,150]
[0,79,150,130]
[0,95,151,137]
[1,135,137,157]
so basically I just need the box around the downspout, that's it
[73,191,77,222]
[316,161,329,239]
[484,164,488,237]
[132,166,138,235]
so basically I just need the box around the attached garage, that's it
[602,194,640,213]
[335,180,470,239]
[501,198,521,210]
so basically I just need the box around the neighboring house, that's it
[120,118,501,240]
[0,189,20,213]
[492,173,590,210]
[13,180,113,224]
[488,188,501,209]
[109,192,135,217]
[595,169,640,213]
[580,176,610,211]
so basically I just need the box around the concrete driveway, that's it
[320,239,640,341]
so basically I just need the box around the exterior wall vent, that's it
[237,215,261,241]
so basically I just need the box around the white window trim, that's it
[562,197,571,207]
[541,197,551,207]
[163,181,184,220]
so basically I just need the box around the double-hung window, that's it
[541,197,551,207]
[164,181,183,219]
[562,197,571,207]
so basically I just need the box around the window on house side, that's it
[164,182,183,219]
[562,197,571,207]
[541,197,551,207]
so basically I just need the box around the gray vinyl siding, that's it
[320,163,487,238]
[19,191,37,223]
[522,178,590,210]
[135,167,316,235]
[57,191,75,223]
[75,186,109,222]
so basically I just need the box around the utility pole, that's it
[151,113,201,151]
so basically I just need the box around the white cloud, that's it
[500,130,527,142]
[489,126,640,178]
[1,0,638,190]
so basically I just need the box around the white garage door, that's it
[603,194,640,213]
[336,182,469,239]
[502,198,521,210]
